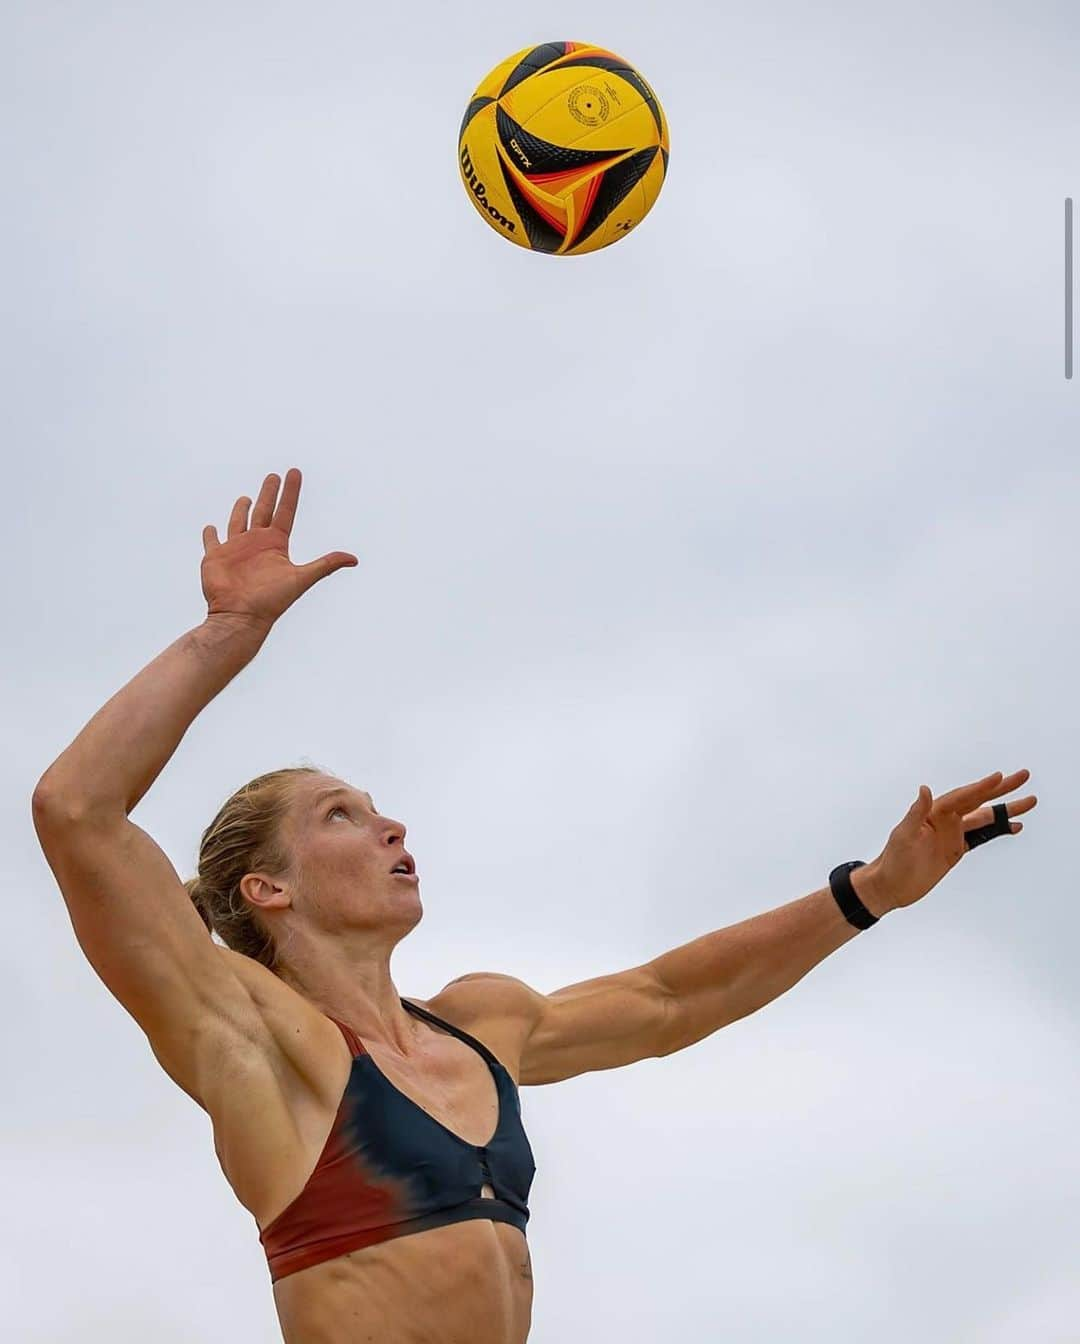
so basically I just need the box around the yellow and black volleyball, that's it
[458,41,670,256]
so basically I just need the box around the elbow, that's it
[32,776,63,819]
[31,777,99,831]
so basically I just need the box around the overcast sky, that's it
[5,1,1079,1340]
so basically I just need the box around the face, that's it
[272,775,422,938]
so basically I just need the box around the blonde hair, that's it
[185,765,323,971]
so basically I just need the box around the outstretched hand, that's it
[200,469,358,630]
[867,769,1037,912]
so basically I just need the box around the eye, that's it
[326,801,378,820]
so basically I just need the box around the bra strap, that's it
[401,997,503,1071]
[327,1015,366,1058]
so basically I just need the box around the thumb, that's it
[296,551,359,592]
[907,785,931,821]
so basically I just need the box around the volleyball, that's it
[457,41,670,256]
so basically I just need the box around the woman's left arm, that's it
[648,767,1036,1057]
[438,768,1036,1081]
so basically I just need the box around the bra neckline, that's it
[329,999,505,1151]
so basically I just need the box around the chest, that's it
[327,1038,535,1217]
[364,1037,502,1149]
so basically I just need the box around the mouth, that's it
[390,857,417,879]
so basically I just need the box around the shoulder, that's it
[418,972,546,1080]
[428,971,545,1020]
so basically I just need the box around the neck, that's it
[278,942,420,1055]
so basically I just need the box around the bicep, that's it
[520,965,672,1086]
[34,801,264,1107]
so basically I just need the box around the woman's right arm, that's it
[36,466,355,819]
[34,614,269,820]
[32,469,357,1109]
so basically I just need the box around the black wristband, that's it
[829,861,879,930]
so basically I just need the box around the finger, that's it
[928,774,996,816]
[972,817,1025,837]
[937,768,1029,813]
[272,467,302,536]
[951,768,1031,806]
[962,793,1038,828]
[250,473,281,530]
[227,494,252,539]
[202,524,220,555]
[295,550,359,595]
[905,784,932,820]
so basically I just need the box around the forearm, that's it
[650,866,891,1053]
[35,614,270,818]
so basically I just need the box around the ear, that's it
[239,872,292,913]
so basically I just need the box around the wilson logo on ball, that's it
[459,145,516,234]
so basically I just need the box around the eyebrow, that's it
[311,787,376,812]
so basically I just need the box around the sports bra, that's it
[258,997,537,1282]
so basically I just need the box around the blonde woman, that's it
[32,469,1036,1344]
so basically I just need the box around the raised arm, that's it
[32,469,357,1107]
[34,468,355,819]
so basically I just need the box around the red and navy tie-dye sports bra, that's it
[258,996,537,1282]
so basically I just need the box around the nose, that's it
[382,817,406,846]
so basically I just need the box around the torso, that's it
[204,950,536,1344]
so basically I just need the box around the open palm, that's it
[200,468,357,629]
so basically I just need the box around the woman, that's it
[32,469,1036,1344]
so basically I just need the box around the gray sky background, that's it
[5,1,1079,1340]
